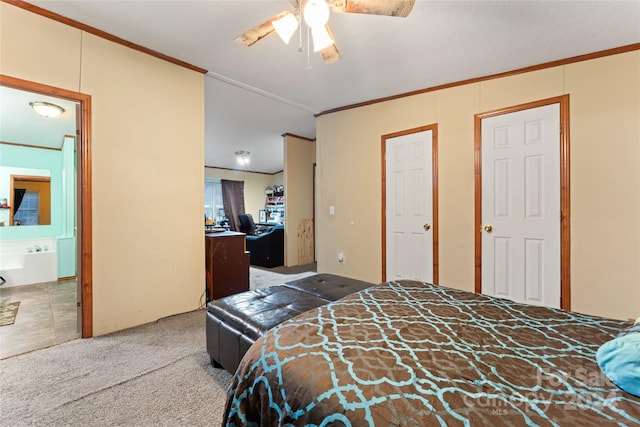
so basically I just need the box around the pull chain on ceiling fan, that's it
[234,0,416,65]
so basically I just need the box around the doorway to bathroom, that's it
[0,75,93,357]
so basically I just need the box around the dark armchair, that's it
[245,225,284,268]
[238,214,270,235]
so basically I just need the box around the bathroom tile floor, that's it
[0,280,80,359]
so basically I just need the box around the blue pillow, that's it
[596,323,640,397]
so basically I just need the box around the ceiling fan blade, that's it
[320,25,341,64]
[331,0,415,17]
[234,11,289,47]
[320,44,341,64]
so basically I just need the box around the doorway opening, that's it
[0,75,93,351]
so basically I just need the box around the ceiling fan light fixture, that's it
[273,12,299,44]
[311,25,334,52]
[235,150,251,166]
[29,101,65,118]
[303,0,330,29]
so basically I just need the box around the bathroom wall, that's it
[0,137,76,279]
[0,145,62,236]
[57,135,76,278]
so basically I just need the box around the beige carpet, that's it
[0,301,20,326]
[249,263,317,290]
[254,262,317,275]
[0,309,232,426]
[0,267,318,426]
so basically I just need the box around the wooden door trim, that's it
[474,95,570,310]
[1,74,93,336]
[381,124,439,284]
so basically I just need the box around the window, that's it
[14,192,39,225]
[204,178,224,222]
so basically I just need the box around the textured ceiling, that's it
[11,1,640,173]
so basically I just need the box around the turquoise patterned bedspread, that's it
[224,281,640,426]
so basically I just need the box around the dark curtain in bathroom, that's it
[13,188,26,215]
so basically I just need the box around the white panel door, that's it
[386,130,433,282]
[481,104,560,308]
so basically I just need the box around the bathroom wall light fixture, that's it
[235,150,251,166]
[29,101,65,118]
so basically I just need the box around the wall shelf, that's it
[265,195,285,223]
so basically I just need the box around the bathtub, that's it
[0,238,57,287]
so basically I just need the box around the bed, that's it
[223,280,640,426]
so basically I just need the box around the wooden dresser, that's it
[205,231,249,301]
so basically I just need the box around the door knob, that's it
[484,224,493,232]
[423,223,431,231]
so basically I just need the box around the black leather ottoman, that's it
[206,273,374,374]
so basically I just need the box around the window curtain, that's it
[13,188,26,215]
[221,179,245,232]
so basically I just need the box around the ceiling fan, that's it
[234,0,416,64]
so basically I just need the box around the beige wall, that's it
[204,167,282,222]
[284,136,316,266]
[316,50,640,321]
[1,3,205,335]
